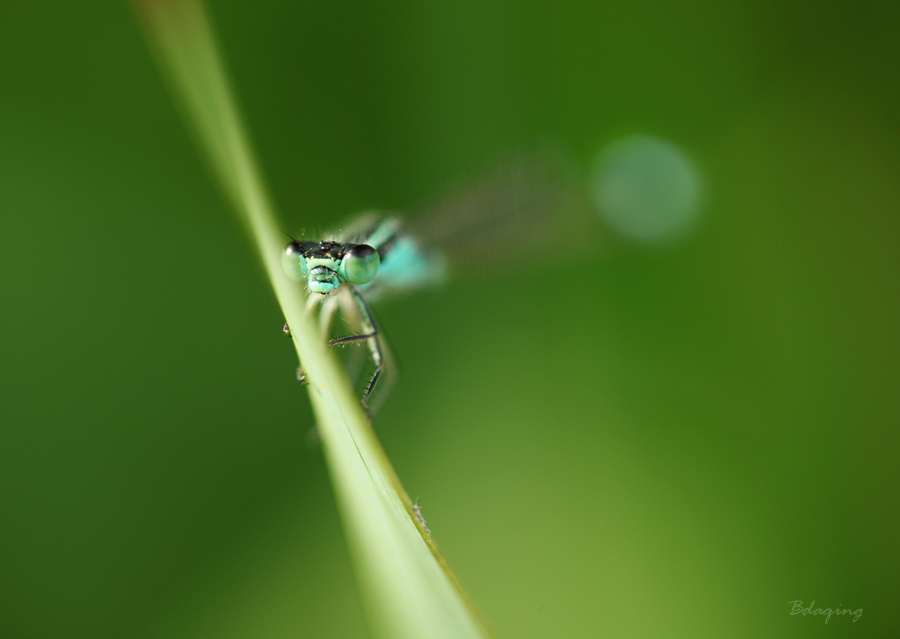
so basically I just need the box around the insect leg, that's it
[338,286,384,410]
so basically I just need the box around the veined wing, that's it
[308,145,605,303]
[406,145,606,274]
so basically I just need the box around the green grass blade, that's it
[133,1,491,637]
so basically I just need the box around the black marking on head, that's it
[299,240,385,262]
[298,240,352,260]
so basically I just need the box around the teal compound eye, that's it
[282,242,308,282]
[340,244,380,285]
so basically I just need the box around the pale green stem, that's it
[134,1,491,637]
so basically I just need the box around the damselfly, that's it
[281,149,601,416]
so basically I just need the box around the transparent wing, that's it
[407,144,607,273]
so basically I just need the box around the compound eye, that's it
[342,244,379,285]
[282,242,308,282]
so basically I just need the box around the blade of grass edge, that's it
[132,2,491,637]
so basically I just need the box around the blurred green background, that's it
[2,0,898,637]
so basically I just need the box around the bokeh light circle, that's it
[592,135,701,243]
